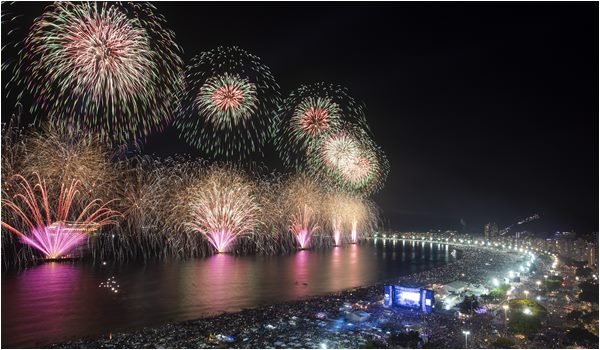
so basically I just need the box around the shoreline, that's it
[49,244,529,349]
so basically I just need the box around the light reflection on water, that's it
[2,240,458,348]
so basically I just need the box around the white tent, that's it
[443,281,469,293]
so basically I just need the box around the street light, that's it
[502,304,509,321]
[523,307,531,315]
[524,290,529,299]
[462,330,470,348]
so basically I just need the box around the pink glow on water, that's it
[206,229,237,253]
[21,224,87,260]
[291,250,311,297]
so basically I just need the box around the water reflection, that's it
[2,263,83,346]
[2,241,457,348]
[291,250,310,297]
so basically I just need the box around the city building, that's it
[586,242,598,270]
[484,222,499,241]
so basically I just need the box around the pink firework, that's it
[1,173,120,260]
[203,229,238,254]
[187,169,259,253]
[324,192,352,246]
[299,106,330,137]
[351,219,358,244]
[332,217,342,246]
[21,224,88,260]
[211,84,245,111]
[194,73,258,128]
[289,204,319,249]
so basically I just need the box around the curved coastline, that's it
[50,242,524,349]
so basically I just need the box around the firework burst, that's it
[294,97,341,138]
[22,2,184,144]
[1,173,121,260]
[195,73,258,129]
[186,166,260,253]
[176,46,280,159]
[310,127,389,195]
[319,131,361,172]
[274,83,369,169]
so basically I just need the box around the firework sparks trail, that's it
[325,192,353,246]
[332,217,342,246]
[282,175,323,250]
[2,3,36,110]
[323,192,379,245]
[187,167,259,253]
[21,224,87,260]
[289,204,319,249]
[1,173,120,259]
[351,219,358,244]
[19,124,118,203]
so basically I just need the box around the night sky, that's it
[3,2,599,234]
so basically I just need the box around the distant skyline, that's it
[3,2,598,234]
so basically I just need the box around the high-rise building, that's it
[572,238,588,262]
[484,222,499,241]
[586,242,598,270]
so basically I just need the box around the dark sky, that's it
[3,2,599,234]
